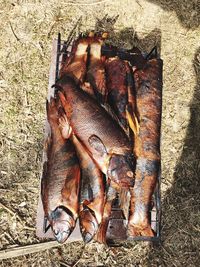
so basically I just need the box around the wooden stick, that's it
[0,241,62,260]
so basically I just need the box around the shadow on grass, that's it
[146,48,200,266]
[146,0,200,29]
[95,16,162,53]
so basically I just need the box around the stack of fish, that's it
[41,32,162,244]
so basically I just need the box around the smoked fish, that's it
[55,75,135,189]
[128,58,162,236]
[72,136,105,243]
[59,34,106,243]
[41,97,80,243]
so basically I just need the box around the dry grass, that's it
[0,0,200,266]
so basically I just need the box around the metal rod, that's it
[55,33,61,81]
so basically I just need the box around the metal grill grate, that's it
[53,33,162,244]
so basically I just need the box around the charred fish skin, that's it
[129,47,147,71]
[105,57,129,131]
[41,97,80,243]
[56,75,135,188]
[134,58,162,160]
[128,58,162,237]
[100,57,136,241]
[72,135,105,243]
[105,57,138,141]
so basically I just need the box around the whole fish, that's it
[128,58,162,237]
[81,44,113,243]
[72,135,105,243]
[41,96,80,243]
[55,75,135,189]
[59,34,106,243]
[95,57,138,243]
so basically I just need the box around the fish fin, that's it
[126,109,139,137]
[43,217,51,233]
[58,91,67,107]
[58,108,72,139]
[58,91,73,117]
[88,135,108,157]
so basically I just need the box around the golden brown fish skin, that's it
[72,135,105,243]
[56,76,131,154]
[41,97,80,243]
[56,75,134,188]
[87,38,107,103]
[128,58,162,237]
[77,54,107,243]
[59,37,89,84]
[95,58,136,243]
[105,57,138,140]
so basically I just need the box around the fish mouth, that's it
[82,231,93,243]
[50,206,76,243]
[79,208,99,243]
[54,226,74,243]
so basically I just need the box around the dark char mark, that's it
[136,158,160,183]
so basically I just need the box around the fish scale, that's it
[57,78,131,153]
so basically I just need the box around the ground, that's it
[0,0,200,266]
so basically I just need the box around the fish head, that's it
[50,206,76,243]
[107,154,135,188]
[79,207,99,243]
